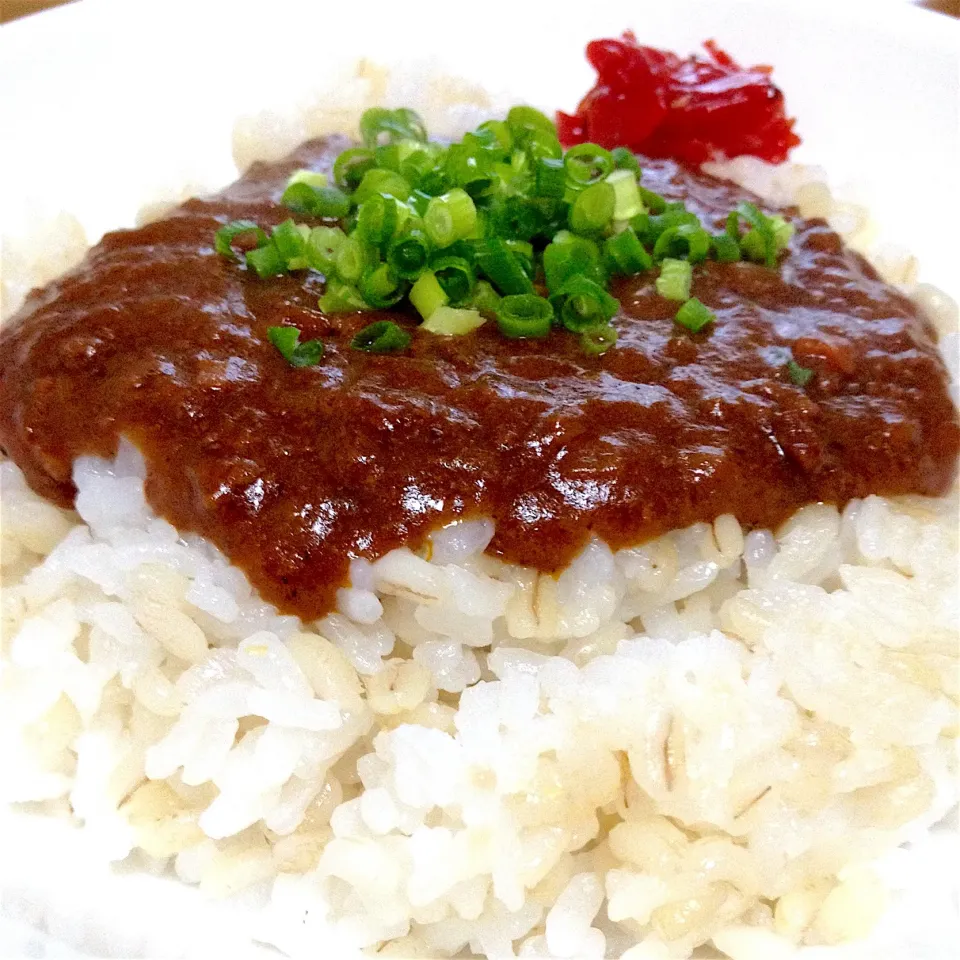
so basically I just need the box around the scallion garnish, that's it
[550,275,619,333]
[564,143,615,187]
[216,105,797,361]
[215,220,267,261]
[787,359,814,386]
[674,298,716,333]
[421,306,485,336]
[496,294,553,339]
[351,320,412,354]
[605,227,652,276]
[410,269,449,320]
[656,258,693,302]
[267,325,324,367]
[581,324,618,355]
[431,256,476,305]
[424,188,478,248]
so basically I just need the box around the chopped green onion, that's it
[732,202,778,267]
[476,238,534,295]
[267,325,323,367]
[711,233,741,263]
[360,107,427,148]
[318,279,369,313]
[387,226,431,278]
[359,263,406,308]
[638,186,667,214]
[333,147,377,191]
[564,143,614,186]
[431,255,475,305]
[581,324,618,355]
[504,239,535,279]
[356,194,402,246]
[611,147,641,176]
[306,226,346,273]
[605,228,652,275]
[410,270,449,320]
[535,157,566,198]
[489,197,542,242]
[421,306,485,336]
[675,297,716,333]
[644,207,702,246]
[496,294,553,339]
[215,220,267,261]
[246,242,286,278]
[335,235,372,283]
[474,119,514,155]
[270,219,307,265]
[656,258,693,301]
[770,215,794,251]
[281,182,350,219]
[543,232,605,293]
[787,359,814,386]
[550,275,619,333]
[285,169,328,190]
[353,168,412,204]
[652,223,712,263]
[570,181,615,234]
[351,320,411,354]
[607,169,644,221]
[470,280,501,316]
[506,105,558,144]
[215,106,798,352]
[424,188,477,248]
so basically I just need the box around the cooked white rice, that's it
[1,64,958,960]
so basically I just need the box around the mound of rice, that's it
[1,66,958,960]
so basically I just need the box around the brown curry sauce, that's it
[1,136,957,620]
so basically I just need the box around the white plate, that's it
[1,0,957,957]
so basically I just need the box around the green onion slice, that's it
[424,188,478,248]
[711,233,741,263]
[410,269,449,320]
[605,227,652,276]
[267,325,324,367]
[581,324,618,355]
[496,294,553,339]
[431,255,476,305]
[318,279,370,313]
[550,275,619,333]
[656,258,693,302]
[359,263,406,308]
[675,297,716,333]
[543,233,605,293]
[535,157,566,198]
[607,169,644,221]
[353,168,412,204]
[333,148,377,191]
[246,242,286,278]
[421,306,486,336]
[476,238,534,295]
[653,223,712,263]
[564,143,615,186]
[470,280,501,316]
[787,358,814,386]
[360,107,428,148]
[570,181,615,234]
[215,220,268,261]
[387,225,432,279]
[306,226,347,273]
[357,194,403,246]
[351,320,412,354]
[611,147,641,176]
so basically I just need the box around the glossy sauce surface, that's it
[1,137,957,620]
